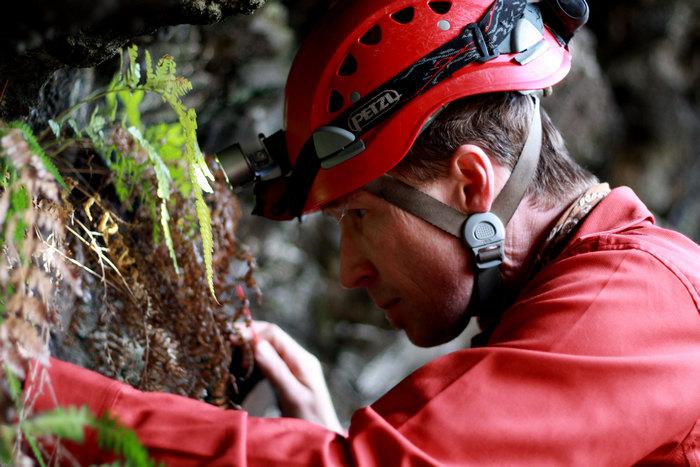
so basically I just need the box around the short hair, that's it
[392,92,598,210]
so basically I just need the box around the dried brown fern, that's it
[55,148,258,407]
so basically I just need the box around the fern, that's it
[8,368,48,466]
[20,406,91,442]
[0,429,12,465]
[11,406,157,466]
[194,184,216,300]
[56,45,218,297]
[137,47,216,298]
[10,185,30,212]
[93,413,155,467]
[5,365,23,406]
[145,123,191,198]
[16,407,154,465]
[25,433,46,467]
[120,90,145,128]
[48,119,61,139]
[8,121,67,190]
[126,45,141,89]
[67,118,83,138]
[128,126,180,273]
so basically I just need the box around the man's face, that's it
[324,180,475,347]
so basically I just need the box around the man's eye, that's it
[350,209,366,219]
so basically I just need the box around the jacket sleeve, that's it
[27,246,700,466]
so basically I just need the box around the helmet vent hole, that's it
[328,90,345,113]
[428,1,452,14]
[338,54,358,76]
[391,7,415,24]
[359,25,382,45]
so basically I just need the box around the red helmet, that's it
[255,0,576,219]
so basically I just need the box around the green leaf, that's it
[126,45,141,88]
[5,365,22,406]
[215,155,233,190]
[0,427,14,465]
[160,202,180,274]
[67,118,82,138]
[106,75,121,122]
[120,90,144,129]
[192,164,214,194]
[92,413,154,467]
[8,121,67,190]
[20,406,90,442]
[127,127,169,198]
[10,186,30,213]
[127,127,179,273]
[193,183,216,300]
[145,50,155,84]
[13,218,27,245]
[25,432,46,467]
[86,107,106,147]
[48,119,61,139]
[0,158,14,187]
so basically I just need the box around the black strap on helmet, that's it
[266,0,529,219]
[364,96,542,317]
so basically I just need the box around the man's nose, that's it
[339,231,376,289]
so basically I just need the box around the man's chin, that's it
[405,329,454,348]
[404,322,469,348]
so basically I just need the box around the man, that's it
[27,0,700,464]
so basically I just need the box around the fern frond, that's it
[67,118,82,138]
[0,428,13,465]
[160,202,179,274]
[120,90,144,128]
[93,413,154,467]
[8,121,67,190]
[24,432,46,467]
[18,407,157,466]
[86,107,106,146]
[164,92,216,300]
[10,185,30,213]
[20,406,90,442]
[4,365,22,407]
[145,50,155,85]
[193,183,216,301]
[128,126,179,273]
[48,119,61,139]
[126,45,141,88]
[106,75,121,122]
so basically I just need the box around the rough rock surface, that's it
[0,0,266,120]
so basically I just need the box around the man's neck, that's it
[500,193,580,289]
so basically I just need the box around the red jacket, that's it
[28,187,700,465]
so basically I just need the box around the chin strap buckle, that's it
[462,212,506,270]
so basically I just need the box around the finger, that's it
[229,322,254,346]
[254,339,306,397]
[253,322,320,380]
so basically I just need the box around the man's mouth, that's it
[376,297,400,310]
[377,298,402,327]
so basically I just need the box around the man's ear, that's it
[447,144,496,213]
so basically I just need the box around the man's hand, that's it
[251,321,344,434]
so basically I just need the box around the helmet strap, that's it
[364,96,542,319]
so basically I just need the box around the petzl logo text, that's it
[348,90,401,132]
